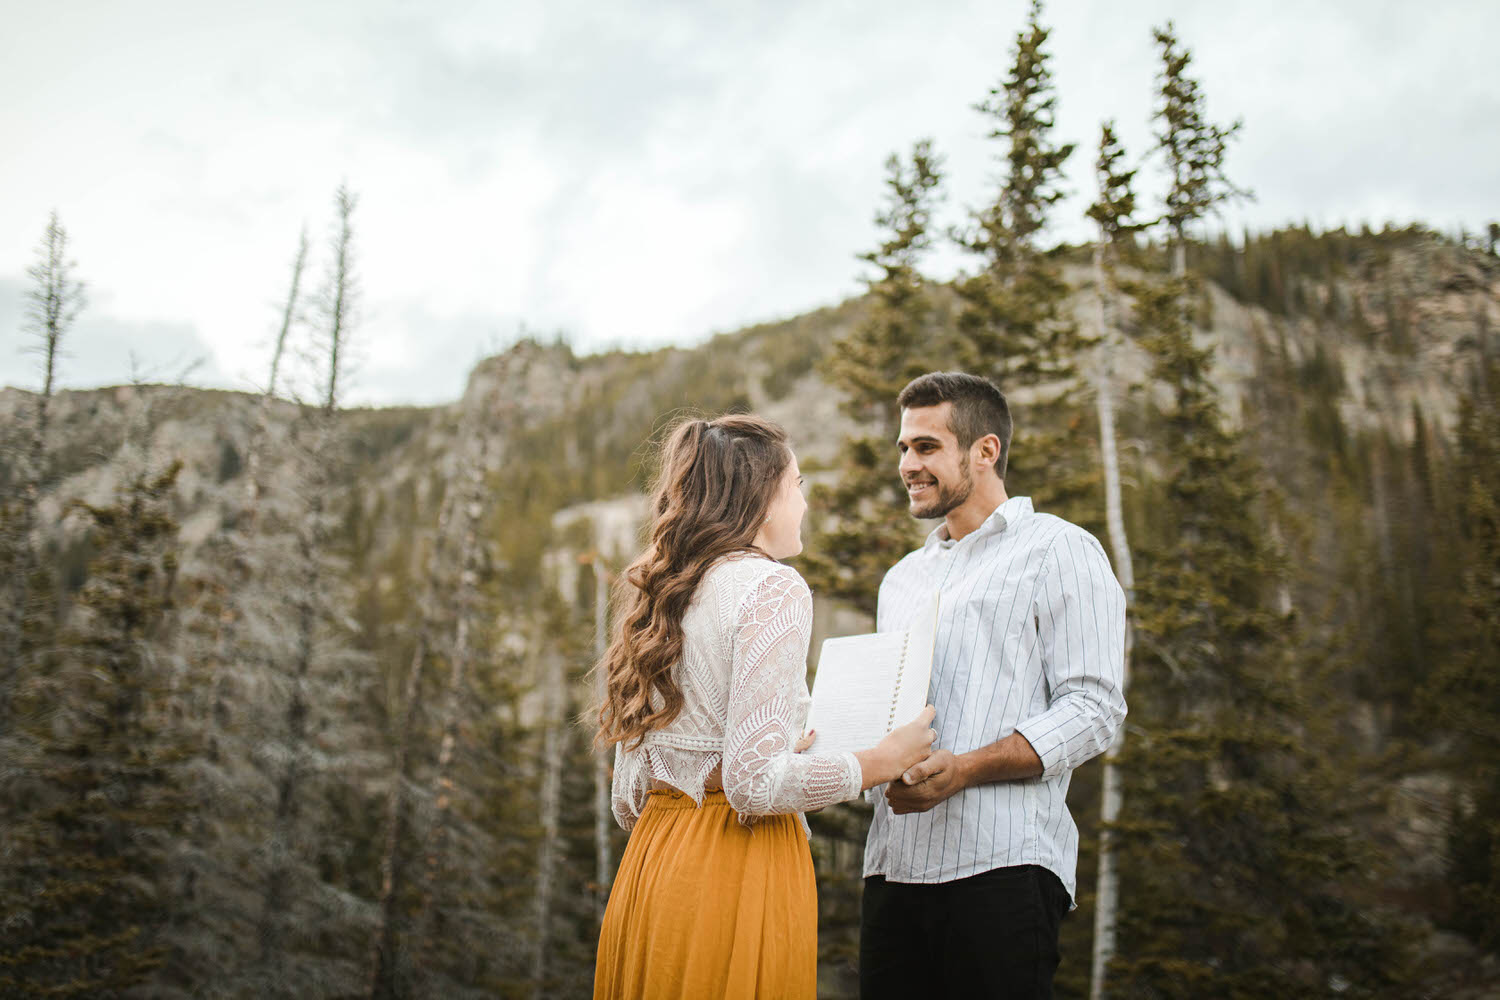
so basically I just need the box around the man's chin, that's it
[908,499,943,519]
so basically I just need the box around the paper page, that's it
[806,632,909,755]
[806,591,940,756]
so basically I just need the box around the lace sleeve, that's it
[722,564,862,819]
[610,740,644,833]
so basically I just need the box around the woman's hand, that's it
[881,704,938,774]
[855,704,937,790]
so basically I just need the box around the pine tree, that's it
[1152,21,1248,277]
[1117,58,1406,996]
[954,0,1099,527]
[0,462,186,997]
[1107,273,1409,996]
[955,0,1080,385]
[801,139,946,614]
[1422,355,1500,950]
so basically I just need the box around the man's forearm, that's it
[956,731,1044,787]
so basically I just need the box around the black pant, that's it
[860,865,1071,1000]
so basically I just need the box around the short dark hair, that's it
[897,372,1013,479]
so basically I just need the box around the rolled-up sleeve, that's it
[1014,528,1127,779]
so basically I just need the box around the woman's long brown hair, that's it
[594,414,792,752]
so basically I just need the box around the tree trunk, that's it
[211,231,308,736]
[532,643,568,998]
[246,230,307,510]
[592,556,612,928]
[1476,294,1492,402]
[416,439,491,969]
[322,187,356,419]
[1089,243,1136,1000]
[257,461,323,979]
[368,487,457,999]
[257,192,354,987]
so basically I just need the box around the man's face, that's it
[897,403,974,520]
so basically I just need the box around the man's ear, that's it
[973,433,1001,473]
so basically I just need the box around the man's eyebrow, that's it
[898,434,945,446]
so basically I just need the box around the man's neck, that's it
[943,480,1010,542]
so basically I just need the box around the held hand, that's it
[876,704,938,777]
[885,748,964,814]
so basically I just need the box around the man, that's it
[860,372,1127,999]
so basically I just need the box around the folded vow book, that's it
[805,591,940,756]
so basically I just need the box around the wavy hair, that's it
[594,414,792,752]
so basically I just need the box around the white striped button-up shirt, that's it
[863,495,1127,904]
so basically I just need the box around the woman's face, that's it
[756,452,807,559]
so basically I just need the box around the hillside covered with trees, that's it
[3,4,1498,998]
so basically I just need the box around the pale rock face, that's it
[1,244,1490,726]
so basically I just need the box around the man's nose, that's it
[898,450,920,476]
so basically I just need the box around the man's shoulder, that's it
[1020,511,1104,552]
[1021,513,1117,582]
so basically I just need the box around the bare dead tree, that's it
[590,553,612,929]
[1,211,85,730]
[256,186,360,990]
[246,229,309,509]
[414,423,495,968]
[321,185,357,420]
[198,229,311,738]
[367,483,459,999]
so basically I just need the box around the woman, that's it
[592,414,937,999]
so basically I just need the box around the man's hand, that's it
[885,749,966,814]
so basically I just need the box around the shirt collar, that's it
[926,495,1033,549]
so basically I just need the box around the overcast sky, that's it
[2,0,1496,407]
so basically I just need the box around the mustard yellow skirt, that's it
[593,790,817,999]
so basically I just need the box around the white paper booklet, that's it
[805,591,940,756]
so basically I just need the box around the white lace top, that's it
[610,554,863,839]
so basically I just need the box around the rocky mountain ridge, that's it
[4,240,1490,591]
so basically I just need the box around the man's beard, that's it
[908,455,973,519]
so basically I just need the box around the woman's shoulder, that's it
[705,551,805,592]
[702,554,810,627]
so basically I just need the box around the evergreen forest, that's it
[2,5,1498,998]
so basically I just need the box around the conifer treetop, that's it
[1087,121,1147,247]
[1152,21,1250,246]
[971,0,1075,261]
[860,138,944,297]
